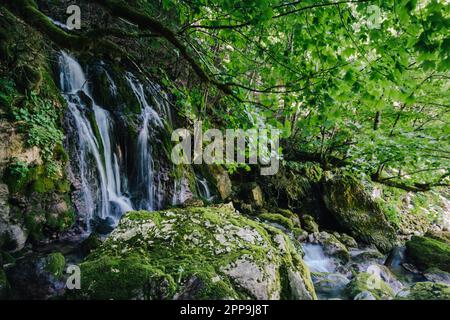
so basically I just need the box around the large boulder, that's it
[74,204,317,300]
[322,173,397,253]
[345,272,395,300]
[5,252,67,299]
[406,236,450,272]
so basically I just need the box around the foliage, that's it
[0,77,15,108]
[150,0,449,190]
[12,91,64,166]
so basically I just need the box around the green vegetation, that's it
[345,272,394,300]
[406,236,450,272]
[73,206,316,300]
[0,0,449,302]
[44,252,66,278]
[12,92,64,164]
[258,213,295,230]
[400,282,450,300]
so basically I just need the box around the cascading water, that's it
[302,243,336,273]
[60,51,173,232]
[60,52,134,230]
[197,178,213,201]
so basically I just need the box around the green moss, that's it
[53,143,69,163]
[24,211,46,241]
[45,208,75,232]
[45,252,66,278]
[345,272,394,300]
[301,214,319,233]
[400,282,450,300]
[77,255,176,300]
[259,213,295,230]
[425,231,450,245]
[276,208,297,220]
[55,179,71,193]
[31,176,55,193]
[292,227,304,239]
[75,206,317,300]
[406,236,450,272]
[3,160,32,193]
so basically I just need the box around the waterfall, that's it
[60,51,172,232]
[126,73,166,211]
[197,178,213,201]
[302,244,336,273]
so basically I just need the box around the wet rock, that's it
[5,253,66,299]
[3,225,28,252]
[173,275,209,300]
[333,232,358,248]
[402,263,422,274]
[92,216,116,235]
[377,264,404,294]
[423,268,450,285]
[311,272,350,299]
[317,232,350,262]
[354,291,376,300]
[345,272,394,300]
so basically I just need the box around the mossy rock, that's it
[398,282,450,300]
[301,214,319,234]
[423,268,450,285]
[406,236,450,272]
[73,205,316,300]
[258,213,295,231]
[44,252,66,278]
[424,231,450,246]
[322,172,397,253]
[345,272,394,300]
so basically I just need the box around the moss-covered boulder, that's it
[316,232,350,262]
[345,272,395,300]
[300,214,319,234]
[258,213,296,231]
[397,282,450,300]
[75,205,316,300]
[322,173,397,253]
[406,236,450,272]
[44,252,65,278]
